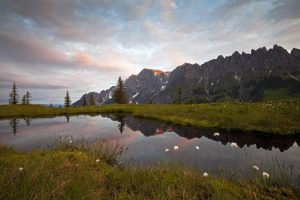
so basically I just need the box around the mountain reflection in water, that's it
[102,114,300,152]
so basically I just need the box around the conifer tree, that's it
[82,96,88,106]
[9,82,19,105]
[25,91,31,104]
[89,94,96,105]
[175,85,182,104]
[64,90,71,107]
[113,77,128,104]
[22,95,26,105]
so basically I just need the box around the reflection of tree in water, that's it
[102,114,126,133]
[9,118,19,135]
[66,115,70,123]
[25,118,31,126]
[116,114,126,133]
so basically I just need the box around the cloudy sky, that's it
[0,0,300,104]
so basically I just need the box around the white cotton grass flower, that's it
[96,159,100,163]
[18,167,23,172]
[262,171,270,179]
[195,146,200,150]
[173,146,179,151]
[213,132,220,137]
[165,148,169,152]
[203,172,208,177]
[69,140,72,144]
[252,165,259,171]
[230,142,238,148]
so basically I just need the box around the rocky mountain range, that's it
[73,45,300,106]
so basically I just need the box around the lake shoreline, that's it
[1,99,300,135]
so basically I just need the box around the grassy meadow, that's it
[0,98,300,134]
[0,142,299,200]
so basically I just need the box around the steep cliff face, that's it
[73,45,300,106]
[124,69,169,103]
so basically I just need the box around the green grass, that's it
[1,99,300,134]
[0,144,299,200]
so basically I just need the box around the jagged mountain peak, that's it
[138,68,168,77]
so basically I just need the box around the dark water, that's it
[1,114,299,184]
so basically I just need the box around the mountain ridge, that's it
[73,45,300,106]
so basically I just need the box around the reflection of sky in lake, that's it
[0,115,299,184]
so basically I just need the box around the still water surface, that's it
[0,114,299,183]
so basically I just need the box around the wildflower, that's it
[96,159,100,163]
[18,167,23,171]
[203,172,208,177]
[76,163,79,167]
[262,172,270,179]
[165,148,169,152]
[230,142,238,148]
[69,140,72,144]
[253,165,259,171]
[173,146,179,151]
[195,146,200,150]
[213,132,220,137]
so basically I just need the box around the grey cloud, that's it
[0,0,151,43]
[0,81,67,90]
[0,32,67,65]
[267,0,300,21]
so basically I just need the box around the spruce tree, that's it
[82,96,88,106]
[89,94,96,105]
[64,90,71,107]
[22,95,26,105]
[25,91,31,104]
[9,82,19,105]
[113,77,128,104]
[175,85,182,104]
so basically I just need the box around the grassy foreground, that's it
[0,144,299,200]
[1,99,300,134]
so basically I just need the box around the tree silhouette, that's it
[113,77,128,104]
[25,91,31,104]
[64,90,71,107]
[22,95,26,105]
[9,82,19,104]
